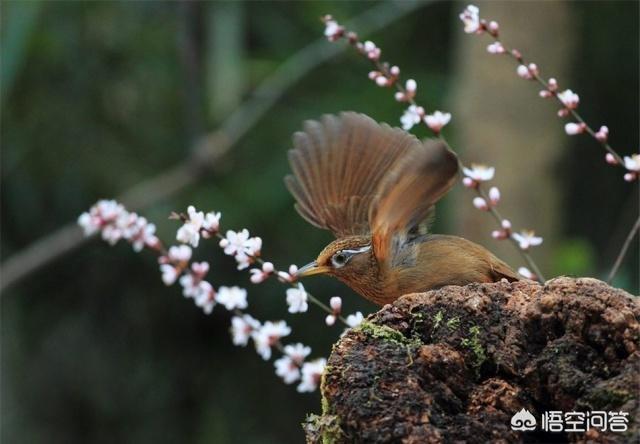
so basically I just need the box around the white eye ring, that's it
[331,252,348,268]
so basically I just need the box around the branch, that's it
[607,214,640,284]
[0,0,432,294]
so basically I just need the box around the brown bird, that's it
[285,112,518,306]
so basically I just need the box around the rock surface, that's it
[304,277,639,443]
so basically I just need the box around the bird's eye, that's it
[331,252,348,268]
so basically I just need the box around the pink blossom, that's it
[286,283,308,313]
[518,267,536,280]
[462,164,495,182]
[557,89,579,109]
[547,78,558,91]
[400,105,424,131]
[230,314,261,347]
[160,264,179,286]
[486,42,505,54]
[473,197,489,211]
[595,126,609,143]
[217,286,248,310]
[201,211,221,238]
[329,296,342,312]
[564,122,586,135]
[517,65,533,80]
[168,245,192,262]
[176,206,205,247]
[605,153,617,165]
[459,5,481,34]
[512,230,543,250]
[395,79,417,102]
[424,110,452,134]
[362,41,380,60]
[325,314,336,326]
[323,16,344,41]
[274,343,312,384]
[297,358,326,393]
[346,311,364,328]
[488,187,500,205]
[252,321,292,360]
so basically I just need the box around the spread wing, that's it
[285,112,419,238]
[369,139,459,268]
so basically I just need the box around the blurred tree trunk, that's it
[450,1,574,278]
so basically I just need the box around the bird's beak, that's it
[296,261,330,277]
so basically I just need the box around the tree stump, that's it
[304,277,639,443]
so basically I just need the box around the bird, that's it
[285,112,519,306]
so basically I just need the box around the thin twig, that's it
[0,0,431,295]
[607,215,640,284]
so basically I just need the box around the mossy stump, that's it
[304,277,639,443]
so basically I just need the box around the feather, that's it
[370,139,458,268]
[285,112,418,238]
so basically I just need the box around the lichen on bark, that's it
[305,277,639,444]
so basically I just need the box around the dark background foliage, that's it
[2,1,638,443]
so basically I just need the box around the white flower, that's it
[547,78,558,91]
[623,154,640,172]
[488,186,500,205]
[363,40,380,60]
[217,286,248,310]
[473,197,488,211]
[346,311,364,328]
[512,230,543,250]
[191,261,210,277]
[595,126,609,143]
[194,281,215,314]
[129,218,157,252]
[274,343,312,384]
[323,16,343,41]
[201,211,221,237]
[329,296,342,312]
[179,274,213,300]
[286,283,308,314]
[527,63,539,76]
[459,4,480,34]
[297,358,327,393]
[325,315,336,326]
[487,42,505,54]
[176,223,200,248]
[518,267,535,280]
[424,111,451,134]
[252,321,292,360]
[502,219,512,230]
[160,264,179,286]
[564,122,585,135]
[557,89,579,109]
[230,314,260,347]
[517,65,532,80]
[400,105,424,131]
[168,245,192,262]
[462,164,495,182]
[78,212,100,236]
[220,229,250,256]
[176,206,205,247]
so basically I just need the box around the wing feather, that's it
[285,112,419,238]
[370,140,459,267]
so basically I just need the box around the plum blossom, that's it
[346,311,364,328]
[547,78,558,91]
[512,230,543,250]
[605,153,618,165]
[473,197,489,211]
[191,261,210,278]
[323,15,344,41]
[274,343,311,384]
[424,111,451,134]
[487,42,505,54]
[518,267,536,280]
[201,211,222,238]
[462,164,495,183]
[488,187,500,205]
[492,219,512,240]
[286,283,308,314]
[160,264,179,285]
[395,79,417,102]
[362,40,380,60]
[517,65,533,80]
[297,358,327,393]
[277,264,299,283]
[230,314,261,346]
[168,245,192,262]
[249,262,274,284]
[194,282,215,314]
[623,154,640,181]
[330,296,342,312]
[400,105,424,131]
[557,89,579,109]
[595,126,609,143]
[219,229,262,269]
[565,122,586,135]
[325,314,336,326]
[176,206,205,247]
[252,321,292,360]
[217,286,248,310]
[459,5,481,34]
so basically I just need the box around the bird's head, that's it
[297,235,373,281]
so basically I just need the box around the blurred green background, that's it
[1,1,638,443]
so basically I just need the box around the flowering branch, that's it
[323,15,546,281]
[78,200,366,392]
[459,4,639,182]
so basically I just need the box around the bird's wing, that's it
[285,112,418,238]
[369,139,459,268]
